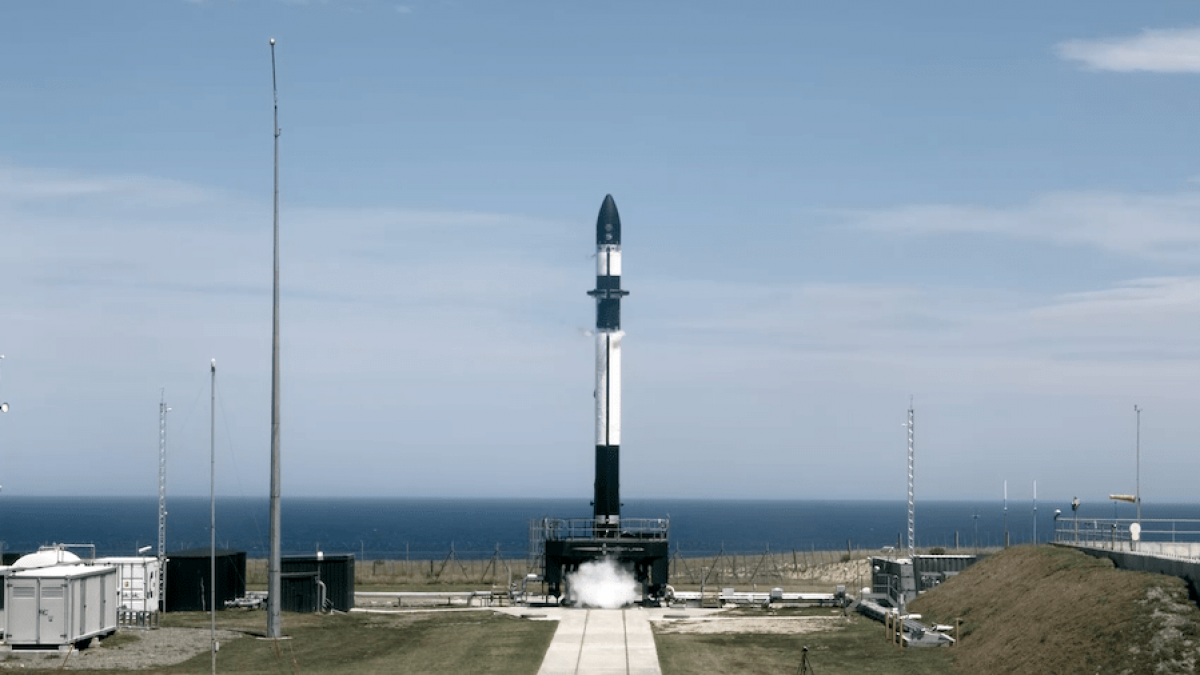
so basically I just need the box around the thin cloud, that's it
[838,190,1200,262]
[643,272,1200,372]
[1058,27,1200,73]
[0,163,216,206]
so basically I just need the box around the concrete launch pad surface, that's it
[538,609,658,675]
[494,607,724,675]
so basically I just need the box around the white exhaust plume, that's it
[566,558,639,608]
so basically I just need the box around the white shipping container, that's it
[4,565,118,648]
[95,557,162,613]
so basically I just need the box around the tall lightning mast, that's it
[157,391,170,611]
[906,399,915,560]
[266,37,283,639]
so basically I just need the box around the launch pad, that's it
[533,518,670,604]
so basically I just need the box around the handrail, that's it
[532,518,670,542]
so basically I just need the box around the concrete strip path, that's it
[528,608,662,675]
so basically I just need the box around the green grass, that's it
[96,630,142,649]
[655,608,955,675]
[9,610,556,675]
[177,611,554,675]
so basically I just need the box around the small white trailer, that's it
[4,564,118,649]
[95,556,162,614]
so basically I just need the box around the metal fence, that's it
[1054,516,1200,557]
[526,517,671,564]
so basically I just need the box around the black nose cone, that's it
[596,194,621,246]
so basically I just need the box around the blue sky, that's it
[2,1,1200,505]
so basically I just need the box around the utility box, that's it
[4,564,118,648]
[281,554,355,612]
[165,549,246,612]
[95,557,162,613]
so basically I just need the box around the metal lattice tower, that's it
[157,392,170,611]
[906,400,915,560]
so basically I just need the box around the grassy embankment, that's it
[911,545,1200,675]
[657,545,1200,674]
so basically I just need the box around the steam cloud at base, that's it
[565,558,640,608]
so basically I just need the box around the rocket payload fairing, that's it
[587,194,627,533]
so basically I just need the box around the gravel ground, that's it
[0,628,243,670]
[654,615,845,635]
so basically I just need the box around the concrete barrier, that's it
[1068,545,1200,598]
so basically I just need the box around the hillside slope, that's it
[910,545,1200,675]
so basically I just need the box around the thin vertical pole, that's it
[1135,405,1142,525]
[158,391,169,612]
[1032,480,1037,544]
[267,36,283,640]
[905,399,915,560]
[210,359,216,675]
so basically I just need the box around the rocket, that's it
[588,194,627,534]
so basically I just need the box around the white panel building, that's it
[4,564,118,648]
[95,557,161,614]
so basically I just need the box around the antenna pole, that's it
[0,354,7,415]
[267,37,284,640]
[1134,405,1142,526]
[905,397,915,560]
[158,391,170,612]
[1003,480,1008,548]
[209,360,216,675]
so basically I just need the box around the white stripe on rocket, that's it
[597,246,621,276]
[595,331,623,446]
[608,331,621,446]
[596,332,607,445]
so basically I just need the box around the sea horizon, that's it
[0,495,1181,560]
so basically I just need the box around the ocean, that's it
[0,496,1183,560]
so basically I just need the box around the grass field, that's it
[3,610,556,675]
[13,544,1189,673]
[655,608,955,675]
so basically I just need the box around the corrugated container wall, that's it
[281,555,355,612]
[164,549,246,612]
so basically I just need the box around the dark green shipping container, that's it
[281,554,355,612]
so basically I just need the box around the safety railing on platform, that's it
[1054,517,1200,556]
[530,518,670,542]
[525,517,671,575]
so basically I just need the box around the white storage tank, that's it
[95,557,162,613]
[11,549,83,570]
[4,564,118,648]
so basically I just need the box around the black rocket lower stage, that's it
[535,194,669,605]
